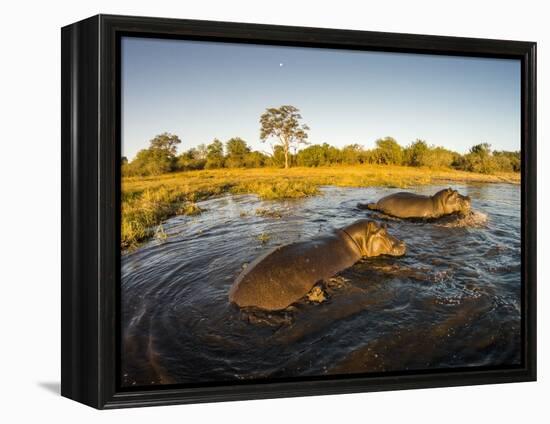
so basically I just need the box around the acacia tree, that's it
[260,105,310,169]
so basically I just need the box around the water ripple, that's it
[121,183,521,386]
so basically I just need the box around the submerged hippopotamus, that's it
[229,220,406,311]
[361,188,471,219]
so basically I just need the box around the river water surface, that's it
[121,183,521,387]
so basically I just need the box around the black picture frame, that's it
[61,14,537,409]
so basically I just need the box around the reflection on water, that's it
[121,183,521,386]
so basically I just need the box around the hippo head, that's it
[434,188,471,215]
[343,220,406,258]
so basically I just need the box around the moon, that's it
[279,63,284,67]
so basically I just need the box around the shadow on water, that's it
[121,183,521,386]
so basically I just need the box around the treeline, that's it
[122,133,520,177]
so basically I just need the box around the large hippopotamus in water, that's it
[229,220,406,311]
[361,188,471,219]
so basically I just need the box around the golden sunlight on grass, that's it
[121,165,519,249]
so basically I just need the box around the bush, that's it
[296,143,342,167]
[125,148,176,176]
[421,147,455,168]
[403,140,429,166]
[177,148,206,171]
[243,151,268,168]
[452,143,504,174]
[270,145,286,167]
[225,137,250,168]
[341,144,367,164]
[373,137,403,165]
[493,150,520,172]
[123,131,520,177]
[205,139,225,169]
[123,133,181,176]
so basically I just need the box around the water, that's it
[121,183,521,387]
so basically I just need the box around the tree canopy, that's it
[122,132,181,176]
[205,139,225,169]
[225,137,251,168]
[260,105,310,169]
[121,108,519,177]
[373,137,403,165]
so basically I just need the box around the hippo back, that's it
[229,231,361,310]
[376,192,435,218]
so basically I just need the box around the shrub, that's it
[373,137,403,165]
[243,151,268,168]
[177,148,206,171]
[125,148,176,176]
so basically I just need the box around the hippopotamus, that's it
[360,188,471,219]
[229,220,406,311]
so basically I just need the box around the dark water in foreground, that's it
[121,183,521,387]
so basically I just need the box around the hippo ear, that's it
[366,221,379,235]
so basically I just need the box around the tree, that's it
[149,132,181,155]
[296,143,342,167]
[243,151,268,168]
[422,146,455,168]
[341,144,366,164]
[404,139,429,166]
[123,133,181,176]
[454,143,497,174]
[493,150,520,172]
[260,105,310,169]
[205,139,225,169]
[469,142,492,156]
[195,143,208,160]
[225,137,251,168]
[129,148,174,175]
[466,143,495,174]
[270,145,286,167]
[296,144,326,167]
[121,156,130,176]
[373,137,403,165]
[403,140,456,168]
[177,147,206,171]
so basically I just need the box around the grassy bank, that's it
[122,165,519,249]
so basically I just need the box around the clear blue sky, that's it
[121,36,521,160]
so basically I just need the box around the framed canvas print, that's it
[61,14,536,409]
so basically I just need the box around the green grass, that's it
[122,165,519,250]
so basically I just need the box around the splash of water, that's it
[435,210,489,228]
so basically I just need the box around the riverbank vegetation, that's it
[121,105,520,249]
[122,165,519,249]
[122,133,520,177]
